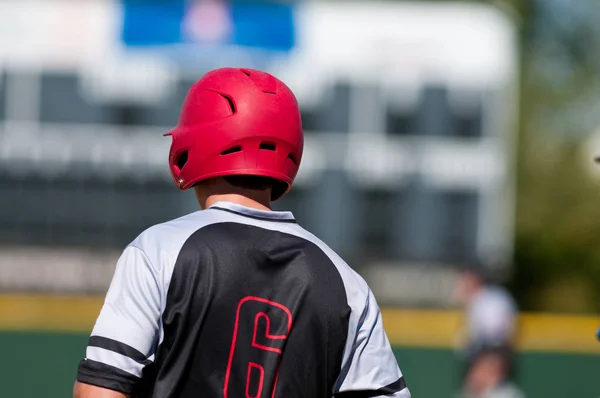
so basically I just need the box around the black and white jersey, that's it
[77,201,410,398]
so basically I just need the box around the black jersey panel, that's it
[138,222,351,398]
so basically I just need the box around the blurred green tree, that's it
[418,0,600,312]
[500,0,600,313]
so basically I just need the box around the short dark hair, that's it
[471,344,514,375]
[457,261,498,285]
[223,176,288,199]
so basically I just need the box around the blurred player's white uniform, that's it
[466,285,517,355]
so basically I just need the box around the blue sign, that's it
[121,0,296,52]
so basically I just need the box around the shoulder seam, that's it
[125,244,162,296]
[127,244,154,268]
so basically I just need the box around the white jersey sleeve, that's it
[77,245,161,393]
[334,289,411,397]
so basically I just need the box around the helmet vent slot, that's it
[287,153,297,165]
[259,142,276,151]
[219,93,236,114]
[176,150,188,170]
[220,146,242,156]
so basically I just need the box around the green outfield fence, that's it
[1,295,598,397]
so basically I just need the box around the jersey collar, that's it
[209,201,296,223]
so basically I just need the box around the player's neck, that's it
[203,193,272,211]
[195,179,273,211]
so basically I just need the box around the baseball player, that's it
[74,67,410,398]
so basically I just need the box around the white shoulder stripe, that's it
[86,346,147,378]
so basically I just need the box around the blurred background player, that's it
[73,68,410,398]
[455,266,518,361]
[459,346,524,398]
[454,266,518,396]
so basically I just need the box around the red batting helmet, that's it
[164,67,303,200]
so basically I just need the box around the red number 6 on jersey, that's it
[224,296,293,398]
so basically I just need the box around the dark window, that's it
[378,186,479,264]
[320,83,351,133]
[108,104,143,126]
[0,175,194,248]
[454,102,484,138]
[135,79,192,127]
[297,84,351,133]
[416,86,454,137]
[300,108,320,132]
[361,189,397,262]
[40,72,106,123]
[386,107,414,135]
[40,72,189,126]
[439,191,479,262]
